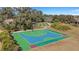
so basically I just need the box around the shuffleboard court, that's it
[12,29,66,51]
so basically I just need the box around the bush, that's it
[0,31,19,51]
[51,22,71,31]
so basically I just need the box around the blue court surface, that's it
[12,29,66,50]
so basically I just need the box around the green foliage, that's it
[51,15,77,26]
[52,19,60,23]
[0,7,44,31]
[0,31,19,51]
[51,22,71,31]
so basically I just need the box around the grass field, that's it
[12,29,66,51]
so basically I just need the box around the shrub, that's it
[0,31,19,51]
[51,22,71,31]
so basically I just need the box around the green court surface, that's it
[12,29,66,51]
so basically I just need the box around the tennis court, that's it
[12,29,66,51]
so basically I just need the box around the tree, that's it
[0,7,14,19]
